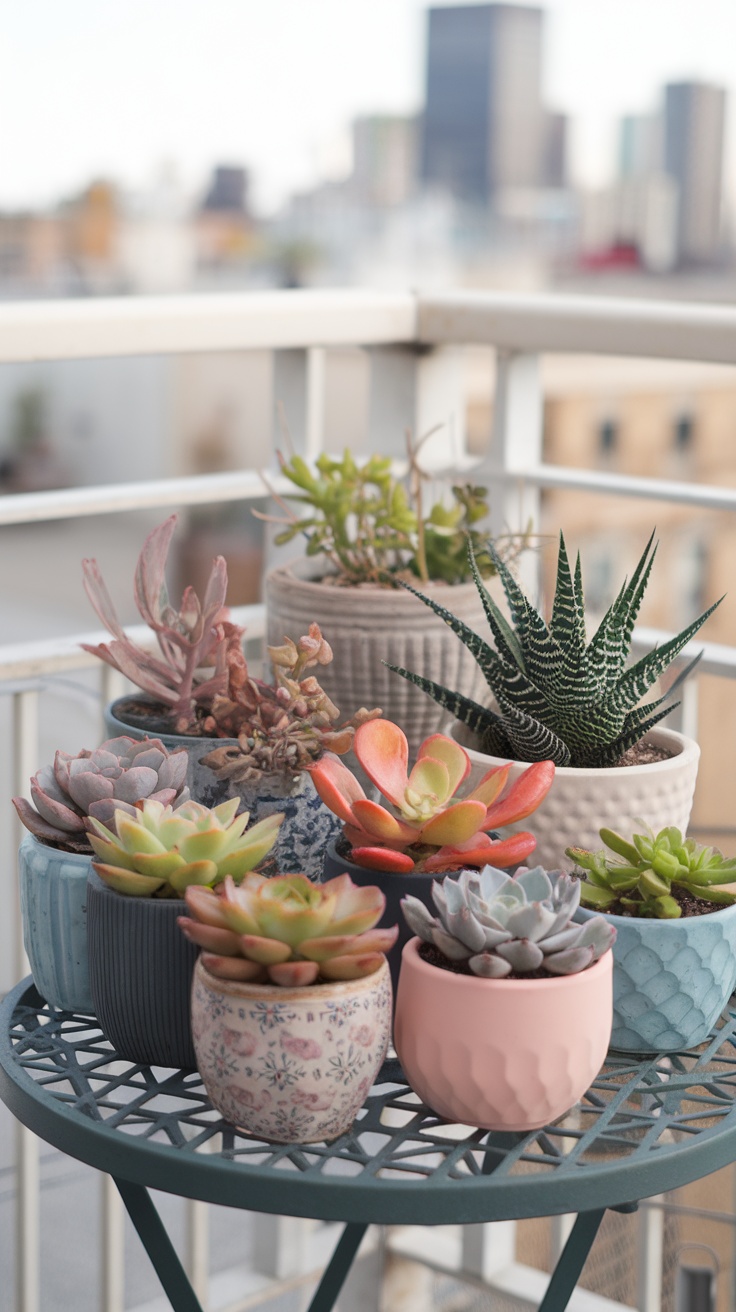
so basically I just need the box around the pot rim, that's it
[576,898,736,927]
[195,954,390,1004]
[21,830,93,862]
[400,935,613,990]
[266,557,483,597]
[451,721,699,778]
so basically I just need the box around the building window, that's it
[597,417,618,458]
[674,412,695,453]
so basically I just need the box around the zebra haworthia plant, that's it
[387,531,721,768]
[402,865,616,977]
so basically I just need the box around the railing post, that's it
[460,1220,516,1282]
[101,1175,125,1312]
[484,349,543,596]
[272,347,327,460]
[368,345,466,464]
[638,1200,664,1312]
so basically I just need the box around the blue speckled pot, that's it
[103,698,340,880]
[577,901,736,1052]
[18,832,94,1014]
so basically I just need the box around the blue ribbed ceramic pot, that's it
[576,901,736,1052]
[18,832,94,1014]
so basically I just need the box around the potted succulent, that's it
[83,515,374,878]
[395,866,616,1131]
[180,872,397,1142]
[388,531,720,868]
[308,717,555,988]
[12,736,189,1014]
[568,825,736,1052]
[263,445,530,757]
[86,796,283,1068]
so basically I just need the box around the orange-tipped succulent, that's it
[308,719,555,873]
[179,872,398,987]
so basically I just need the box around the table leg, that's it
[537,1209,606,1312]
[114,1177,205,1312]
[305,1222,369,1312]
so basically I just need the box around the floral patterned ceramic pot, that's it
[191,957,392,1143]
[394,938,613,1132]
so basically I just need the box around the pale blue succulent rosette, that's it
[576,901,736,1052]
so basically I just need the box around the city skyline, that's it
[4,0,736,215]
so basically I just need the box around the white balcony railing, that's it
[4,287,736,1312]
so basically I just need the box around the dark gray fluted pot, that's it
[322,838,438,997]
[86,871,198,1069]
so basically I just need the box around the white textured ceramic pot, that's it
[451,723,700,872]
[191,957,392,1143]
[394,939,613,1132]
[18,832,94,1014]
[265,558,492,759]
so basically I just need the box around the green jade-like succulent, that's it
[179,871,398,986]
[12,736,190,854]
[402,865,616,977]
[567,826,736,918]
[388,531,721,768]
[88,797,284,898]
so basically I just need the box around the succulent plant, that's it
[567,825,736,919]
[200,623,381,785]
[402,865,616,977]
[387,531,721,768]
[308,719,555,873]
[88,797,283,898]
[82,514,248,735]
[260,444,529,587]
[179,871,398,986]
[12,736,190,854]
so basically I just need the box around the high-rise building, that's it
[663,82,726,265]
[351,115,418,208]
[421,3,544,204]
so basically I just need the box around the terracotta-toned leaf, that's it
[419,799,487,847]
[267,960,320,987]
[483,760,555,829]
[353,719,409,807]
[466,762,511,808]
[308,752,367,824]
[177,918,241,955]
[351,798,417,844]
[349,846,415,873]
[200,953,266,982]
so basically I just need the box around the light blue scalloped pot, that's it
[576,901,736,1052]
[18,832,94,1014]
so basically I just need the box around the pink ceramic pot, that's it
[394,939,613,1132]
[191,958,392,1143]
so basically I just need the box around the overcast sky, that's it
[3,0,736,213]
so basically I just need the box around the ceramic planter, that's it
[576,901,736,1053]
[86,871,198,1068]
[452,722,700,872]
[265,558,492,760]
[394,938,613,1132]
[191,956,392,1142]
[104,697,338,879]
[18,832,94,1014]
[322,837,436,996]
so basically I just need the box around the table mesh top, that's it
[5,980,736,1223]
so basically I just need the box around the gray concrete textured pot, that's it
[18,832,94,1014]
[104,698,338,879]
[576,900,736,1053]
[452,722,700,873]
[86,871,198,1069]
[265,558,492,760]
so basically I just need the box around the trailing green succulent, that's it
[402,865,616,977]
[567,826,736,918]
[262,446,528,586]
[88,797,283,898]
[388,531,721,768]
[179,871,398,985]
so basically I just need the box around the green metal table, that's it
[4,979,736,1312]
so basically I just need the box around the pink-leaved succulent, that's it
[308,719,555,873]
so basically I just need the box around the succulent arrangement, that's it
[200,623,380,785]
[88,797,283,897]
[263,446,528,587]
[402,865,616,977]
[82,514,246,736]
[568,825,736,918]
[179,871,398,985]
[12,736,190,854]
[387,531,720,768]
[308,718,554,872]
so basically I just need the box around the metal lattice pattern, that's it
[4,979,736,1225]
